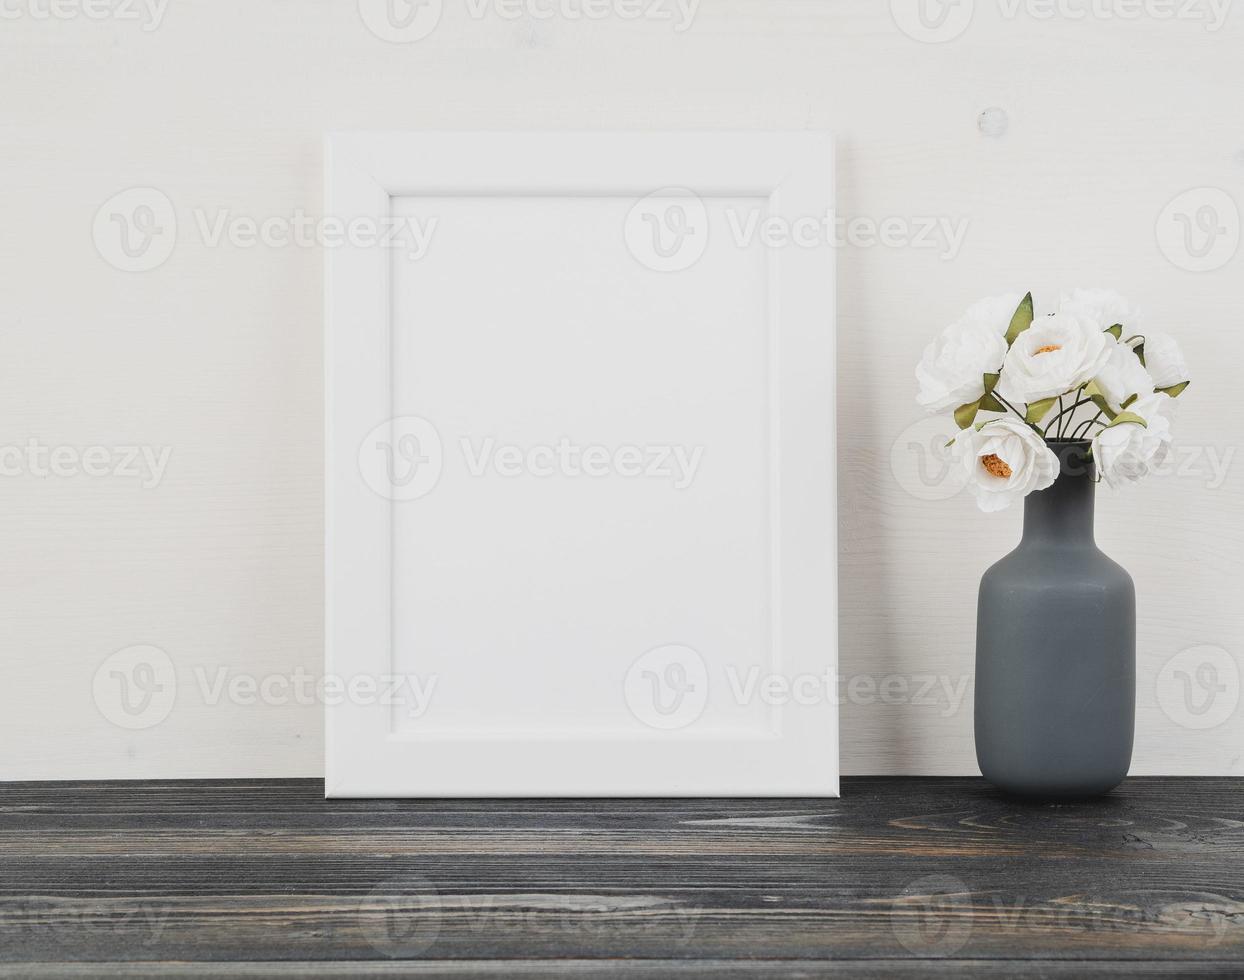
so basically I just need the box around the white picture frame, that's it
[326,132,837,797]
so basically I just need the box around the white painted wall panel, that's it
[1,0,1240,778]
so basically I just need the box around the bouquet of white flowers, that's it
[916,289,1189,511]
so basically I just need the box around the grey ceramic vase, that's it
[975,440,1135,797]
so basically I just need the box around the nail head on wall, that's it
[978,107,1009,138]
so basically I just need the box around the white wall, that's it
[2,0,1241,779]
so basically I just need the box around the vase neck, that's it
[1021,441,1096,546]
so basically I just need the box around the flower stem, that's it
[1043,395,1094,439]
[991,390,1028,423]
[1073,410,1106,440]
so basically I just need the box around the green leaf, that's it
[1104,411,1147,429]
[1134,342,1146,366]
[979,392,1005,412]
[1120,392,1138,410]
[1082,380,1118,421]
[982,371,1001,395]
[954,399,979,429]
[1024,396,1059,425]
[1157,381,1190,398]
[1105,323,1123,340]
[1004,292,1035,346]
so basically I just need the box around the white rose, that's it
[1143,330,1190,391]
[997,311,1112,405]
[963,292,1026,334]
[1060,287,1140,333]
[1091,393,1175,488]
[1093,341,1155,412]
[915,293,1018,413]
[954,417,1059,512]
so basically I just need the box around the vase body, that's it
[975,441,1135,797]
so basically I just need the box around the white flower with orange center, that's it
[997,311,1112,406]
[953,417,1059,512]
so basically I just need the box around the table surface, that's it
[0,777,1241,977]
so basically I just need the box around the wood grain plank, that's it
[1,777,1242,970]
[4,960,1244,979]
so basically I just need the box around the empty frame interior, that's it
[389,194,775,737]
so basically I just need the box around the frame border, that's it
[325,132,837,797]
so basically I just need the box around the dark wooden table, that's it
[1,777,1241,977]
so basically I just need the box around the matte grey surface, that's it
[975,441,1136,797]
